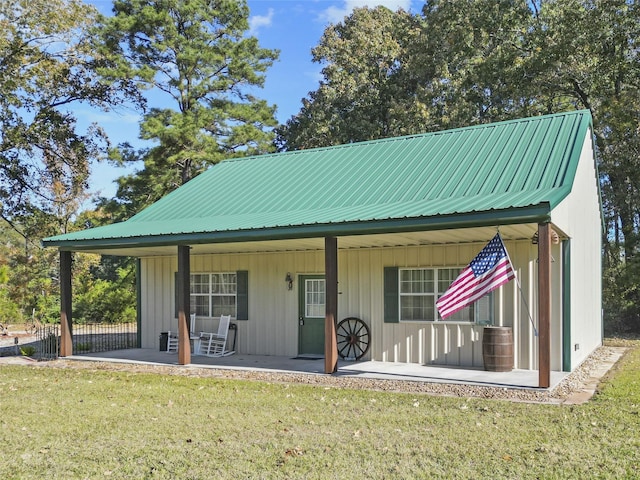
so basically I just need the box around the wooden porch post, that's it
[324,236,338,374]
[538,222,551,388]
[59,250,73,357]
[177,245,191,365]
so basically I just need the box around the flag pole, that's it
[498,232,538,337]
[515,276,538,337]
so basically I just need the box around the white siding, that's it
[140,256,175,349]
[140,239,564,370]
[373,241,561,370]
[551,132,603,370]
[141,250,323,356]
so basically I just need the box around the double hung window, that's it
[190,273,237,318]
[399,268,492,323]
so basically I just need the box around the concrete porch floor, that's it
[71,348,568,390]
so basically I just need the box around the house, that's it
[43,110,603,387]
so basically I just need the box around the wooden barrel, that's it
[482,326,513,372]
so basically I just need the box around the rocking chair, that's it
[167,313,198,354]
[166,331,179,353]
[199,314,233,357]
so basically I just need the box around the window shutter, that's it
[384,267,399,323]
[174,272,178,319]
[173,271,191,319]
[236,270,249,320]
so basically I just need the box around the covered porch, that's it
[53,222,557,388]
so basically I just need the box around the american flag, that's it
[436,233,515,319]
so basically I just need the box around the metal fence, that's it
[25,322,138,359]
[35,324,60,360]
[0,322,138,360]
[72,322,138,355]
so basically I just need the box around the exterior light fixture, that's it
[285,272,293,290]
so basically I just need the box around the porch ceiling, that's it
[79,223,541,257]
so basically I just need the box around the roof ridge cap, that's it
[223,109,591,165]
[220,133,431,165]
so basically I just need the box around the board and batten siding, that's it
[140,239,562,370]
[374,241,561,370]
[140,250,326,357]
[550,131,603,370]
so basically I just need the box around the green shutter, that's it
[236,270,248,320]
[136,259,142,347]
[174,272,178,319]
[384,267,399,323]
[562,240,571,372]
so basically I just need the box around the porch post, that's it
[538,222,551,388]
[177,245,191,365]
[59,250,73,357]
[324,236,338,374]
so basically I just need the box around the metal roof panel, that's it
[44,110,593,247]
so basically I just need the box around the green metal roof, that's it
[43,110,594,250]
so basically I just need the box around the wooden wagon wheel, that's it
[336,317,370,361]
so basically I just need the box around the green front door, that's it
[298,275,325,355]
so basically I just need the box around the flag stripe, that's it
[437,260,514,311]
[438,269,515,317]
[436,234,515,319]
[438,263,511,309]
[438,262,515,316]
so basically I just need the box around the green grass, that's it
[1,344,639,479]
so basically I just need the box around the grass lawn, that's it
[1,342,639,479]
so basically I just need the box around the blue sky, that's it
[83,0,421,199]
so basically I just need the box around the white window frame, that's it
[305,278,326,318]
[190,272,237,318]
[398,267,493,323]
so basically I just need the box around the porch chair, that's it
[166,331,179,353]
[199,314,233,357]
[189,313,202,355]
[190,313,196,335]
[167,315,199,354]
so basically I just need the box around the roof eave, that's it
[43,204,551,252]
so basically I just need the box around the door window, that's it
[305,279,325,318]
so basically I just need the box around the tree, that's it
[73,260,136,324]
[418,0,544,125]
[0,1,143,327]
[96,0,280,213]
[278,6,428,149]
[0,0,140,237]
[277,2,540,150]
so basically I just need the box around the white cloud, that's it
[249,8,274,35]
[305,68,324,85]
[318,1,412,25]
